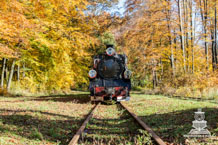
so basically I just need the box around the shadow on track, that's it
[31,94,90,104]
[0,93,91,104]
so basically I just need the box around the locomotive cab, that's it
[89,45,131,102]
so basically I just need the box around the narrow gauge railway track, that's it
[69,102,166,145]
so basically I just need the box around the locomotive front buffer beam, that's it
[90,96,130,102]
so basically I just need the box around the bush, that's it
[201,88,218,99]
[132,86,143,91]
[175,87,192,98]
[0,88,9,97]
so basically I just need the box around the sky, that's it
[110,0,126,16]
[117,0,126,14]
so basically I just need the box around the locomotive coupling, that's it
[105,87,115,95]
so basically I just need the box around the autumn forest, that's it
[0,0,218,98]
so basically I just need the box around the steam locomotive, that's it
[88,45,131,102]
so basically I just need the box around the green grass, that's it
[124,94,218,144]
[0,93,93,145]
[0,92,218,144]
[29,128,44,140]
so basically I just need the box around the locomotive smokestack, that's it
[106,44,114,49]
[106,45,116,56]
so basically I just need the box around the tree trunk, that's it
[179,0,186,72]
[200,0,209,69]
[7,59,16,91]
[174,34,177,73]
[166,2,175,76]
[152,60,158,89]
[171,43,175,76]
[211,31,215,70]
[1,58,6,88]
[23,63,26,78]
[5,59,8,82]
[215,2,218,69]
[153,69,158,89]
[17,65,20,83]
[160,58,164,76]
[205,0,209,70]
[189,0,195,73]
[211,2,217,71]
[185,0,190,73]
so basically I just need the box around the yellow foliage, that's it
[0,0,98,93]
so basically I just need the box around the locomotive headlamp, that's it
[124,69,132,79]
[88,69,97,78]
[106,47,116,56]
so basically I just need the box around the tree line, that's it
[0,0,118,93]
[116,0,218,96]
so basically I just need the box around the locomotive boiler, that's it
[88,45,131,102]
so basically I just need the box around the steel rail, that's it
[68,103,100,145]
[120,102,166,145]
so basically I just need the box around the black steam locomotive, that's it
[88,45,131,102]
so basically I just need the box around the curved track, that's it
[69,102,166,145]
